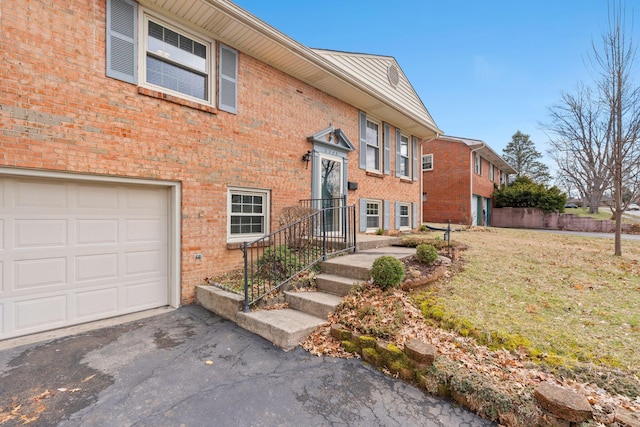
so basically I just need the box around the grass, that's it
[566,206,640,224]
[412,228,640,385]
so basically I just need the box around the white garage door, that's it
[0,176,170,339]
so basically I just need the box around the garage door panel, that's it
[75,253,118,282]
[76,185,119,209]
[126,188,165,210]
[0,176,171,339]
[15,294,67,330]
[14,257,67,289]
[15,219,67,248]
[125,219,163,243]
[15,181,67,209]
[75,287,118,318]
[124,280,165,308]
[76,220,119,245]
[124,250,161,276]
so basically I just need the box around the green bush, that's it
[492,176,566,212]
[256,245,302,282]
[370,256,405,289]
[416,243,438,265]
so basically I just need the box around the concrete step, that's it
[284,290,343,319]
[236,308,326,351]
[356,236,403,251]
[321,247,416,281]
[315,273,359,296]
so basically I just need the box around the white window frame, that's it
[474,153,482,175]
[399,202,411,229]
[422,154,433,171]
[139,10,215,104]
[489,163,495,181]
[227,187,270,242]
[399,134,411,178]
[366,119,382,172]
[366,200,382,231]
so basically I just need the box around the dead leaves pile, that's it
[301,283,640,425]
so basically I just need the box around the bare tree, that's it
[545,1,640,255]
[546,84,611,214]
[595,2,640,255]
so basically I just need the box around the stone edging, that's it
[329,324,613,427]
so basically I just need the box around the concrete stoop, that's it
[235,309,326,351]
[196,241,416,351]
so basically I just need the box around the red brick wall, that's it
[0,0,422,303]
[472,157,498,198]
[422,139,471,224]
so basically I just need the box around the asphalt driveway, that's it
[0,305,493,427]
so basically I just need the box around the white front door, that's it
[316,153,344,233]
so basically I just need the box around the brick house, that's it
[421,136,516,226]
[0,0,441,339]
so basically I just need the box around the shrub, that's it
[370,256,405,289]
[256,245,302,282]
[416,243,438,265]
[492,176,566,212]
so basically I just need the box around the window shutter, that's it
[394,201,401,230]
[219,44,238,114]
[395,129,402,177]
[359,111,367,169]
[412,137,419,181]
[413,202,419,228]
[383,123,390,175]
[106,0,137,84]
[359,199,367,232]
[383,200,390,230]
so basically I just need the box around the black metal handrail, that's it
[299,195,346,210]
[242,203,356,312]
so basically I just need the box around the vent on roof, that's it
[387,64,400,88]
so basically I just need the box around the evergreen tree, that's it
[502,131,552,184]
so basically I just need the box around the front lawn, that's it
[414,228,640,392]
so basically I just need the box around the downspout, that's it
[469,143,485,225]
[420,133,441,225]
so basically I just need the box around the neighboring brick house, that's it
[0,0,441,338]
[422,136,516,226]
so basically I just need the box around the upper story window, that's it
[422,154,433,171]
[366,119,381,172]
[399,134,410,178]
[489,163,495,181]
[106,0,238,113]
[145,19,210,101]
[474,153,482,175]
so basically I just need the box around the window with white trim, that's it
[366,119,381,172]
[228,188,270,241]
[399,203,410,228]
[143,14,212,102]
[489,163,495,181]
[366,201,381,230]
[422,154,433,171]
[399,134,410,178]
[474,153,482,175]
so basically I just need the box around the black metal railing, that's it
[242,203,356,312]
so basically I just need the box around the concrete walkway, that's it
[0,305,494,427]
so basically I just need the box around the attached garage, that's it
[0,171,180,340]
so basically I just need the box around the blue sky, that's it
[233,1,634,176]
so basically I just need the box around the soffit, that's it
[139,0,442,139]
